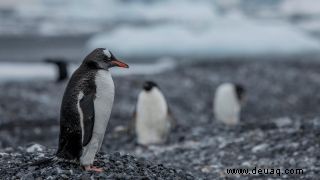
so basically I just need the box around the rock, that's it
[0,152,9,157]
[0,149,193,179]
[26,144,44,153]
[80,174,91,180]
[113,125,126,132]
[201,165,213,173]
[21,173,34,180]
[251,143,268,153]
[274,117,292,128]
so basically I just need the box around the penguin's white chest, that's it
[93,70,115,134]
[136,88,169,145]
[80,70,114,165]
[214,83,241,125]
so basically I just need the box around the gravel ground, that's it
[0,59,320,179]
[0,147,193,179]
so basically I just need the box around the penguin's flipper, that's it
[80,92,95,146]
[168,106,177,129]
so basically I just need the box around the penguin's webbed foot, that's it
[83,165,104,172]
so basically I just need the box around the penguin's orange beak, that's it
[111,59,129,68]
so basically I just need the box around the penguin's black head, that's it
[235,84,246,101]
[84,48,129,70]
[143,81,158,92]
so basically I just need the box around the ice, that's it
[88,18,320,59]
[0,63,55,81]
[280,0,320,33]
[280,0,320,16]
[14,0,217,35]
[2,0,320,38]
[16,0,216,24]
[298,20,320,32]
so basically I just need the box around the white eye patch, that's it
[103,49,111,58]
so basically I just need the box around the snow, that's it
[279,0,320,35]
[0,63,56,81]
[88,19,320,59]
[0,59,176,81]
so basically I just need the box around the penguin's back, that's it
[56,66,97,160]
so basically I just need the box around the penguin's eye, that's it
[104,56,111,61]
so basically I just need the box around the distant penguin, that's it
[133,81,175,145]
[213,83,245,126]
[45,58,69,82]
[56,48,129,172]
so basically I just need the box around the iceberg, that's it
[87,18,320,59]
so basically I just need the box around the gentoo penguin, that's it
[56,48,129,172]
[213,83,245,126]
[133,81,175,145]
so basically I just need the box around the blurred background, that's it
[1,0,320,61]
[0,0,319,79]
[1,0,320,179]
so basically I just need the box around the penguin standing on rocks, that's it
[56,48,129,172]
[133,81,175,145]
[213,83,245,126]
